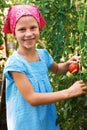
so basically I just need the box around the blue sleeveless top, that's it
[4,49,60,130]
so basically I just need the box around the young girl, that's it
[2,5,87,130]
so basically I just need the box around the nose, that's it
[25,29,32,37]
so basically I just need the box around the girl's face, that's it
[15,16,40,50]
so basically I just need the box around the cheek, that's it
[33,31,39,40]
[15,33,23,40]
[37,32,40,38]
[36,30,40,38]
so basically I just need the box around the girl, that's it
[2,5,87,130]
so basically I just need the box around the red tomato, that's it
[68,63,79,74]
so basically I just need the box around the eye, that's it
[31,26,38,30]
[18,28,26,32]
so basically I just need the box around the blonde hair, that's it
[37,39,45,48]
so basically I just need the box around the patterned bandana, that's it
[2,5,46,35]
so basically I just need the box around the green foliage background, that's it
[0,0,87,130]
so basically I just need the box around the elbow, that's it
[29,100,37,106]
[27,94,39,106]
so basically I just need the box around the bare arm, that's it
[11,72,87,106]
[49,55,80,74]
[49,61,69,74]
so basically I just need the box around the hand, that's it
[68,80,87,98]
[67,55,80,65]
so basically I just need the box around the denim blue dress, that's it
[4,49,60,130]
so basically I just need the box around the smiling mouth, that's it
[24,38,35,45]
[25,38,35,42]
[24,37,34,40]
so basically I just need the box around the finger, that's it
[73,56,80,59]
[82,91,87,94]
[72,56,80,62]
[77,80,84,84]
[82,86,87,91]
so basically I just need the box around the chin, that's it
[24,45,35,49]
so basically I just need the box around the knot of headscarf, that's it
[2,5,46,35]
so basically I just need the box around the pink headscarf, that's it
[2,5,46,35]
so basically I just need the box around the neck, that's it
[17,48,39,62]
[17,47,36,56]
